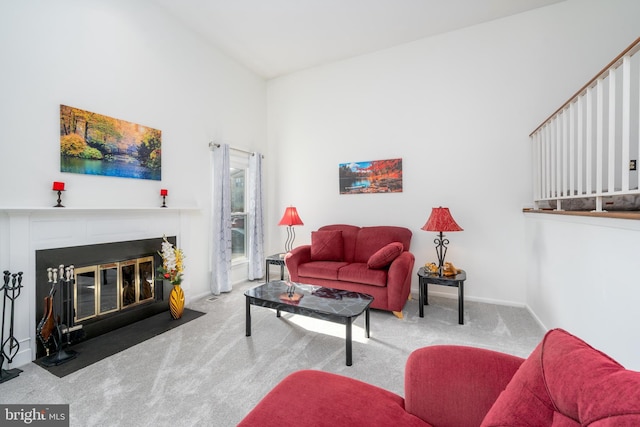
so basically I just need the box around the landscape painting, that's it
[339,158,403,194]
[60,105,161,180]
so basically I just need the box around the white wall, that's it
[267,0,640,365]
[0,0,267,300]
[525,213,640,370]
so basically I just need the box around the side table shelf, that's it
[417,267,467,325]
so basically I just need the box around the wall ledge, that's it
[523,209,640,231]
[0,207,200,214]
[523,208,640,220]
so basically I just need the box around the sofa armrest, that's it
[239,370,429,427]
[284,245,311,282]
[385,251,415,311]
[405,345,524,427]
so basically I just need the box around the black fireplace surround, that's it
[34,236,175,358]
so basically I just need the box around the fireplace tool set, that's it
[37,265,80,367]
[1,270,23,383]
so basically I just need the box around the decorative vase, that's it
[169,284,185,319]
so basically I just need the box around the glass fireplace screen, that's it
[74,256,155,323]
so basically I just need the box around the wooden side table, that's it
[265,254,286,281]
[417,267,467,325]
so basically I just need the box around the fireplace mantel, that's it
[1,206,199,214]
[0,206,199,367]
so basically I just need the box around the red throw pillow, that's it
[310,230,344,261]
[367,242,404,269]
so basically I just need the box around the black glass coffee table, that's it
[245,281,373,366]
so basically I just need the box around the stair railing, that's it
[530,37,640,211]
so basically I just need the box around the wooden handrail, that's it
[530,36,640,137]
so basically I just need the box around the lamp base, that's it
[54,190,64,207]
[283,226,296,253]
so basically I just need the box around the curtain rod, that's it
[209,142,263,157]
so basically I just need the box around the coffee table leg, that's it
[346,318,352,366]
[245,296,251,337]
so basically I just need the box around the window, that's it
[230,164,248,262]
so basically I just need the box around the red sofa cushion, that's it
[311,230,344,261]
[237,370,430,427]
[481,328,640,426]
[367,242,404,269]
[353,226,412,263]
[318,224,360,262]
[298,261,348,280]
[337,263,388,287]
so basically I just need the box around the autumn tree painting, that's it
[339,158,403,194]
[60,105,161,180]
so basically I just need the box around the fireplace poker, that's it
[0,272,8,362]
[64,266,75,346]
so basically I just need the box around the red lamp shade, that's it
[278,206,304,227]
[160,189,168,196]
[52,181,65,191]
[421,207,463,232]
[278,206,303,253]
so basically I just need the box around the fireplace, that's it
[34,237,174,359]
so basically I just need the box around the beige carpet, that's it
[1,281,545,426]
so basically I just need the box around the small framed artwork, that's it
[59,105,161,180]
[339,158,403,194]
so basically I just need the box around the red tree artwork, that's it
[338,158,402,194]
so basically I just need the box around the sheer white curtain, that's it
[211,143,232,294]
[248,153,264,280]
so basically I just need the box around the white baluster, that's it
[608,68,616,194]
[621,55,631,193]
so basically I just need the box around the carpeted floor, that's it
[0,281,545,426]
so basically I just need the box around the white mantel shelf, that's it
[0,206,200,213]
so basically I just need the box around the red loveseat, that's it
[238,328,640,426]
[285,224,415,318]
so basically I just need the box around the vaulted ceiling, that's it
[153,0,565,79]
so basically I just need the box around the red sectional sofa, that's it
[284,224,415,317]
[238,329,640,426]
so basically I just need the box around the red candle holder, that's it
[160,189,168,208]
[52,182,65,207]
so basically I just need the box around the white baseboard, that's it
[411,287,549,332]
[523,305,548,331]
[412,287,526,308]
